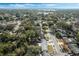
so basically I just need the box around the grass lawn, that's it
[47,45,54,54]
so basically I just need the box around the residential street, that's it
[47,28,69,56]
[39,21,49,56]
[39,20,70,56]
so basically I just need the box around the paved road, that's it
[39,21,69,56]
[47,28,70,56]
[43,50,49,56]
[41,39,48,51]
[49,33,61,54]
[39,22,49,56]
[41,38,49,56]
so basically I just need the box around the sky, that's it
[0,3,79,9]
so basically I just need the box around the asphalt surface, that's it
[41,39,48,51]
[49,32,61,54]
[39,22,49,56]
[39,21,69,56]
[48,28,70,56]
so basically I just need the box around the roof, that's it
[68,44,79,54]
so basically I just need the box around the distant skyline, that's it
[0,3,79,9]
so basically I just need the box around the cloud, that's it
[9,4,57,8]
[9,4,26,8]
[8,4,42,9]
[0,3,79,9]
[45,4,56,7]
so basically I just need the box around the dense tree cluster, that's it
[0,9,79,56]
[0,11,41,55]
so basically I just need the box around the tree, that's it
[0,10,42,56]
[55,32,62,39]
[25,30,39,44]
[15,47,25,56]
[26,45,41,56]
[5,24,15,31]
[42,26,48,30]
[0,33,16,42]
[0,16,3,20]
[47,21,54,27]
[76,32,79,42]
[56,21,72,30]
[0,42,16,55]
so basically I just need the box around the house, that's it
[63,37,76,44]
[72,18,79,31]
[56,29,67,37]
[68,44,79,55]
